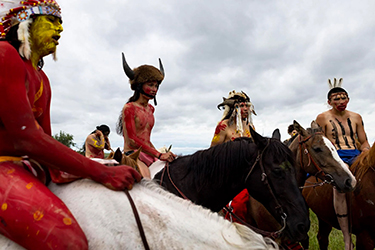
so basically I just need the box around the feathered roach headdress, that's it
[217,90,256,136]
[122,52,164,105]
[327,78,348,100]
[0,0,62,60]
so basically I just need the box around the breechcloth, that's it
[337,149,360,166]
[125,150,156,167]
[0,159,87,249]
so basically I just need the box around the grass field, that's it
[307,209,355,249]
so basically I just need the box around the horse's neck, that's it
[288,138,306,186]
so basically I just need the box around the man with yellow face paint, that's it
[0,1,141,249]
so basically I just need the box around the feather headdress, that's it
[0,0,62,59]
[217,90,256,136]
[327,78,348,99]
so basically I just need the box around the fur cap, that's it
[122,53,164,90]
[129,65,164,90]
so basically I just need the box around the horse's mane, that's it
[172,137,294,190]
[351,142,375,180]
[142,180,277,249]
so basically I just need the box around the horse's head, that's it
[246,126,309,242]
[290,120,356,192]
[113,147,141,174]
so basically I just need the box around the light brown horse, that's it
[245,120,356,248]
[303,142,375,250]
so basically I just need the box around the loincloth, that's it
[337,149,361,166]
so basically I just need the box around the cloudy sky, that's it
[45,0,375,155]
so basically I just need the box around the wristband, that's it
[158,153,162,159]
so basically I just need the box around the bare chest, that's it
[133,105,155,131]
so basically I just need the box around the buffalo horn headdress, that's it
[122,52,164,90]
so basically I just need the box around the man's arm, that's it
[0,45,141,190]
[315,113,327,135]
[356,114,370,152]
[87,131,105,150]
[210,120,228,147]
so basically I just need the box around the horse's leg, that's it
[356,231,375,250]
[317,218,332,250]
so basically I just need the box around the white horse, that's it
[0,179,278,250]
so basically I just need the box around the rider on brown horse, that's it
[316,78,370,250]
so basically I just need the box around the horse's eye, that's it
[273,167,283,175]
[312,147,323,153]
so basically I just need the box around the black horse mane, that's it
[171,137,295,190]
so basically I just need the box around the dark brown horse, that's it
[154,126,310,242]
[245,120,356,247]
[303,142,375,250]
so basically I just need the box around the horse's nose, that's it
[345,177,357,191]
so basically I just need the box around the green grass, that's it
[308,209,355,249]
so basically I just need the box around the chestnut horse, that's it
[244,120,356,248]
[154,126,310,242]
[302,142,375,250]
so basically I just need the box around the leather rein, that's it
[160,139,288,239]
[297,133,334,189]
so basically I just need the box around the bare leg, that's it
[333,187,352,250]
[0,162,88,250]
[137,159,151,179]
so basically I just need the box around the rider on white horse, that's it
[0,1,141,249]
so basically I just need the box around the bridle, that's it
[298,133,334,189]
[159,139,289,238]
[242,139,287,238]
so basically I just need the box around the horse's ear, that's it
[113,148,122,163]
[310,120,322,132]
[127,147,142,162]
[272,129,281,141]
[250,126,268,149]
[293,120,308,137]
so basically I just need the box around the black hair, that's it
[92,124,110,135]
[327,87,348,100]
[287,124,295,134]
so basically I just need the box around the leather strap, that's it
[124,189,150,250]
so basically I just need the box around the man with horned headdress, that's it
[117,53,176,179]
[0,1,141,248]
[210,90,256,224]
[316,78,370,250]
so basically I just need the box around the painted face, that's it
[29,15,63,57]
[329,93,349,112]
[142,81,159,98]
[240,102,250,119]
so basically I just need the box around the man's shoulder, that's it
[0,41,24,65]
